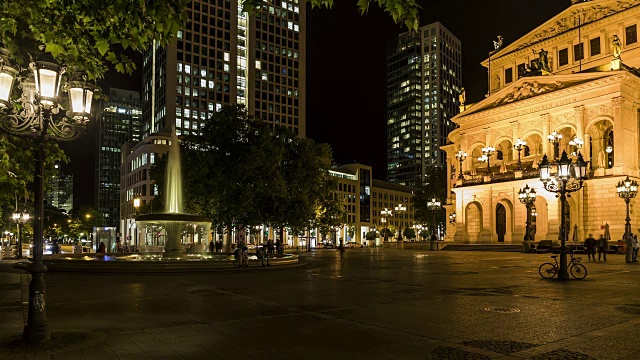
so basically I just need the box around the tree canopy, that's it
[413,169,448,227]
[152,105,345,236]
[1,0,419,80]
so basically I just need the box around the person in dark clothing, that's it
[98,242,106,253]
[209,241,215,254]
[267,239,274,254]
[597,234,607,261]
[584,234,596,261]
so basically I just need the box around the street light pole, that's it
[513,139,526,170]
[455,150,467,180]
[479,146,495,175]
[12,210,30,259]
[394,204,406,241]
[547,131,562,160]
[427,198,441,251]
[0,46,94,343]
[381,208,392,242]
[539,151,588,280]
[616,176,638,263]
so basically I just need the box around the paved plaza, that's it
[1,249,640,359]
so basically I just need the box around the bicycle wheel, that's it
[570,263,587,280]
[539,263,557,279]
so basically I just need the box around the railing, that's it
[522,169,540,179]
[462,176,484,186]
[491,172,515,183]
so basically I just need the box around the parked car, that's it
[324,243,334,249]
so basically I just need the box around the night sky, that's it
[67,1,568,208]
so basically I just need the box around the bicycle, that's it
[539,251,587,280]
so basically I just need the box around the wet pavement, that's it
[0,249,639,359]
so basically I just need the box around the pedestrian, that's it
[337,240,345,262]
[209,240,215,254]
[275,239,281,255]
[597,234,607,261]
[268,239,274,254]
[633,234,639,262]
[241,245,249,267]
[98,242,106,254]
[233,247,242,267]
[584,233,596,261]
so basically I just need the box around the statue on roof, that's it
[611,34,622,59]
[532,48,551,74]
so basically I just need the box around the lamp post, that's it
[12,210,30,259]
[518,184,537,246]
[513,139,526,170]
[547,131,562,160]
[132,197,140,249]
[0,45,95,343]
[539,151,588,280]
[479,146,494,175]
[568,137,584,156]
[449,212,457,224]
[455,150,467,179]
[381,208,392,242]
[427,198,441,251]
[394,203,406,241]
[616,176,638,263]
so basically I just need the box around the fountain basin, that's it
[135,213,212,258]
[38,253,300,273]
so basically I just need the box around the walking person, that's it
[337,240,345,262]
[597,234,607,261]
[241,245,249,267]
[98,242,106,254]
[584,234,596,261]
[632,234,639,263]
[268,239,274,255]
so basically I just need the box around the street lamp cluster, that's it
[539,151,588,280]
[478,146,495,174]
[616,176,639,263]
[518,184,537,242]
[427,198,441,251]
[12,209,30,259]
[0,43,95,343]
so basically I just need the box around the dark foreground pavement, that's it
[1,249,639,359]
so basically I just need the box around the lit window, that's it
[294,24,299,32]
[287,21,293,30]
[177,63,183,72]
[255,60,261,69]
[208,80,214,89]
[294,5,299,13]
[224,52,230,61]
[185,87,190,96]
[224,63,229,72]
[184,109,190,118]
[185,65,191,74]
[282,1,287,8]
[201,79,207,88]
[200,69,206,77]
[177,30,183,39]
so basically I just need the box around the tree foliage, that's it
[413,169,448,226]
[0,135,67,230]
[152,105,343,236]
[403,226,416,240]
[1,0,418,81]
[0,0,189,79]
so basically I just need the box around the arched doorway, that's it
[496,204,506,243]
[465,202,483,243]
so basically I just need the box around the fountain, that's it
[135,129,211,258]
[37,129,299,272]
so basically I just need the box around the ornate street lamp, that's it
[539,151,588,280]
[616,176,638,263]
[547,131,562,160]
[479,146,495,175]
[12,209,30,259]
[0,45,95,343]
[513,139,526,170]
[427,198,441,251]
[449,212,457,224]
[518,184,537,242]
[568,137,584,156]
[381,208,392,242]
[394,204,406,241]
[455,150,467,180]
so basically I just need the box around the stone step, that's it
[441,244,523,252]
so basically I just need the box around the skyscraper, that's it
[141,0,306,138]
[95,88,141,227]
[387,22,462,187]
[47,165,73,213]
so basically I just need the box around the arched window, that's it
[496,150,504,160]
[524,145,530,157]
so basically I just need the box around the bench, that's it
[534,240,559,254]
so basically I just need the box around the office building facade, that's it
[95,88,141,227]
[387,22,462,187]
[141,0,305,138]
[47,166,73,213]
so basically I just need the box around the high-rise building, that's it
[96,88,141,227]
[141,0,306,138]
[47,165,73,213]
[387,22,462,187]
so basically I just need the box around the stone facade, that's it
[443,0,640,244]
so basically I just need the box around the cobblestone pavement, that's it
[0,249,639,359]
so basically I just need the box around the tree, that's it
[419,229,429,241]
[347,224,356,241]
[0,135,66,231]
[1,1,418,81]
[365,230,377,241]
[414,169,448,227]
[403,227,416,240]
